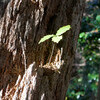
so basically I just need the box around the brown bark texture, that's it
[0,0,85,100]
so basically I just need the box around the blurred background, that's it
[66,0,100,100]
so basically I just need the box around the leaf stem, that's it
[49,43,55,64]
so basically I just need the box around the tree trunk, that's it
[0,0,85,99]
[0,0,10,18]
[98,0,100,6]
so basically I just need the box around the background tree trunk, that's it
[0,0,85,99]
[97,67,100,100]
[98,0,100,6]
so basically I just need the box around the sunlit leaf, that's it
[56,25,71,36]
[65,97,68,100]
[79,32,85,38]
[96,15,100,23]
[52,35,62,43]
[39,34,54,44]
[78,78,82,82]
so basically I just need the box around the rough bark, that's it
[0,0,10,18]
[0,0,85,99]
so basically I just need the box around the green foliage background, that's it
[66,1,100,100]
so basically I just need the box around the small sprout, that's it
[38,25,71,66]
[39,25,71,44]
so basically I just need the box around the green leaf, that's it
[79,32,85,38]
[96,15,100,23]
[78,78,82,82]
[56,25,71,36]
[52,35,62,43]
[39,34,54,44]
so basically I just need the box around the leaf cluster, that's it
[39,25,71,44]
